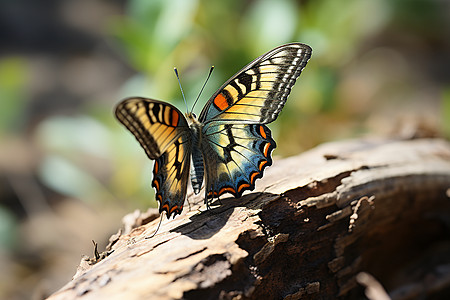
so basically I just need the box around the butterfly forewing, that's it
[115,98,189,158]
[199,43,312,124]
[115,98,192,218]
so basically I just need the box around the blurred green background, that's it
[0,0,448,298]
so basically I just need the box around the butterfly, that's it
[115,43,312,219]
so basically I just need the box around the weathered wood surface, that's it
[49,138,450,300]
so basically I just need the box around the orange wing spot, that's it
[208,191,218,197]
[157,194,163,202]
[171,109,179,127]
[213,93,229,111]
[153,179,160,191]
[169,205,179,214]
[263,142,271,157]
[161,203,169,212]
[154,161,159,173]
[259,125,267,139]
[238,183,251,193]
[250,171,259,184]
[258,160,267,171]
[219,187,236,195]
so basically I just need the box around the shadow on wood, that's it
[48,138,450,300]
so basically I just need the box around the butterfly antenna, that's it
[145,212,164,239]
[174,67,189,113]
[191,66,214,113]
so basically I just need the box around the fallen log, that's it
[48,138,450,299]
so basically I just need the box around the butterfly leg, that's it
[205,193,212,211]
[185,196,192,212]
[145,212,165,239]
[205,184,215,211]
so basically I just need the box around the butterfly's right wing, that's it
[198,43,312,125]
[197,43,311,200]
[115,97,192,218]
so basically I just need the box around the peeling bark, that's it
[49,138,450,300]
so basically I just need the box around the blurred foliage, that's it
[443,89,450,137]
[0,0,448,298]
[0,57,28,135]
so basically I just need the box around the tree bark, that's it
[48,138,450,300]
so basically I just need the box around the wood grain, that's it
[49,138,450,300]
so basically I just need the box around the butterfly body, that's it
[187,114,205,194]
[116,43,312,219]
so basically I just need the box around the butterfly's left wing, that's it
[198,43,311,200]
[115,98,192,218]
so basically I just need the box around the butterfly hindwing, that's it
[115,98,191,218]
[152,133,191,218]
[201,122,275,199]
[199,43,312,125]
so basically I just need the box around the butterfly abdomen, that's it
[189,121,205,195]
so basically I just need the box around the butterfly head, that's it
[185,112,199,125]
[186,112,203,139]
